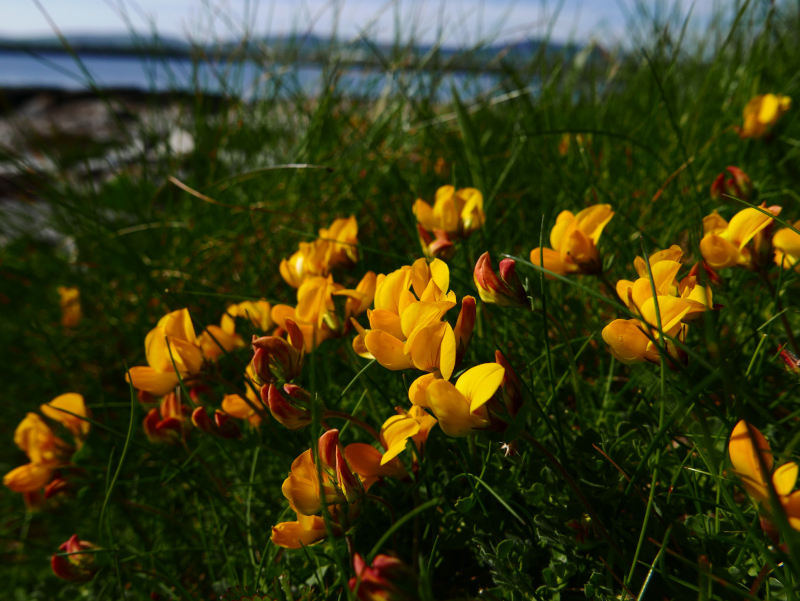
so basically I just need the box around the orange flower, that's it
[530,204,614,276]
[40,393,91,446]
[739,94,791,139]
[51,535,99,582]
[413,185,485,239]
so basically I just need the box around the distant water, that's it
[0,50,511,100]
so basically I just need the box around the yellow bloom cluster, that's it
[4,394,90,507]
[280,216,359,287]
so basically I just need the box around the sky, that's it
[2,0,726,46]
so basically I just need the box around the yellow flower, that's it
[222,300,274,332]
[279,216,359,288]
[413,185,485,238]
[198,310,246,362]
[739,94,791,139]
[604,246,713,367]
[362,259,457,382]
[221,364,265,427]
[729,420,800,530]
[773,220,800,270]
[334,271,377,322]
[378,406,437,465]
[530,204,614,276]
[127,309,205,396]
[699,207,779,270]
[426,363,505,437]
[57,286,81,328]
[4,413,67,493]
[271,513,338,549]
[40,393,91,446]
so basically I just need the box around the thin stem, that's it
[760,270,799,355]
[324,410,381,445]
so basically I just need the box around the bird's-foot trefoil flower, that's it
[530,204,614,276]
[738,94,791,139]
[773,220,800,270]
[40,393,91,447]
[426,363,506,437]
[413,185,485,240]
[416,224,456,260]
[51,535,99,582]
[728,420,800,531]
[279,216,359,287]
[473,252,527,307]
[700,205,781,271]
[127,308,205,396]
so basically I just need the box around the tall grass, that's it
[2,1,800,599]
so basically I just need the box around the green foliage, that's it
[3,1,800,600]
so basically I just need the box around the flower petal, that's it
[455,363,505,413]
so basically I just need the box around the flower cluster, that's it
[4,394,90,507]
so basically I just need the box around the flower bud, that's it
[780,348,800,376]
[251,319,304,384]
[454,296,476,366]
[473,252,527,308]
[191,407,241,439]
[265,384,312,430]
[349,553,418,601]
[51,534,98,582]
[495,350,523,418]
[710,166,753,202]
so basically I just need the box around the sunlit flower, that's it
[739,94,791,139]
[334,271,377,323]
[57,286,81,328]
[603,246,713,367]
[40,393,91,446]
[473,252,527,308]
[51,534,99,582]
[279,216,359,287]
[349,553,418,601]
[222,300,274,332]
[729,420,800,530]
[3,413,66,493]
[413,185,485,239]
[699,205,780,271]
[272,430,366,548]
[773,220,800,270]
[272,300,335,353]
[270,513,338,549]
[710,166,752,202]
[426,363,505,437]
[530,204,614,276]
[127,308,205,396]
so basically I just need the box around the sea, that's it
[0,50,512,101]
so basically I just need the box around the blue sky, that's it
[4,0,722,45]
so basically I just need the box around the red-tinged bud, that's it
[143,409,184,444]
[780,348,800,375]
[710,166,753,202]
[191,407,241,439]
[189,384,212,404]
[495,350,523,418]
[51,535,98,582]
[349,553,418,601]
[696,261,723,286]
[251,322,304,384]
[473,252,528,308]
[265,383,312,430]
[44,477,71,500]
[318,429,362,504]
[454,296,476,366]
